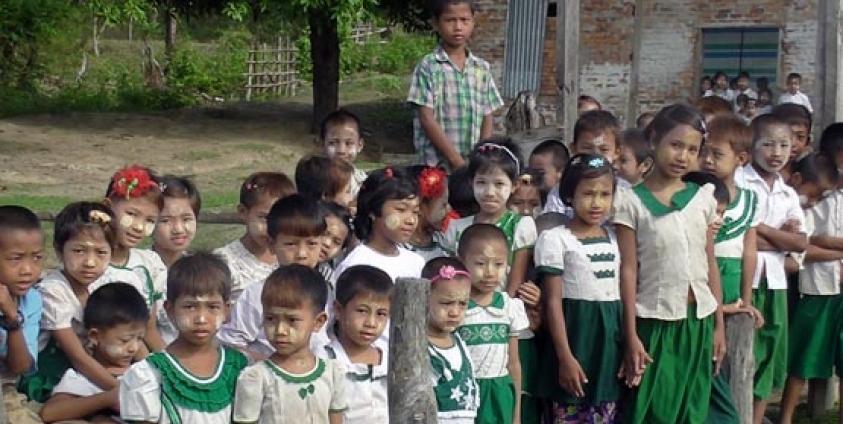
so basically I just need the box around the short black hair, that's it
[430,0,475,18]
[85,282,149,330]
[792,153,839,186]
[0,205,41,234]
[682,171,730,205]
[320,108,361,140]
[160,175,202,215]
[320,200,353,248]
[167,252,233,302]
[468,137,523,182]
[772,103,812,132]
[751,113,791,145]
[239,172,296,209]
[422,256,469,282]
[787,72,802,82]
[619,128,653,165]
[53,202,116,253]
[267,194,327,240]
[262,264,328,313]
[353,167,418,241]
[335,265,393,306]
[573,110,620,146]
[448,166,480,217]
[530,139,570,173]
[457,223,507,258]
[820,123,843,161]
[558,154,616,207]
[295,156,354,200]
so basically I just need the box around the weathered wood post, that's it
[725,313,755,423]
[388,277,437,423]
[556,0,580,140]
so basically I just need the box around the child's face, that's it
[574,131,619,165]
[153,197,197,254]
[473,167,513,215]
[572,174,614,226]
[335,291,390,350]
[0,229,44,297]
[652,124,703,179]
[59,229,111,287]
[758,92,771,106]
[528,152,562,190]
[701,138,745,181]
[427,278,471,336]
[433,3,475,49]
[165,292,228,347]
[617,146,643,185]
[753,125,792,174]
[508,184,541,217]
[460,239,509,294]
[89,321,145,368]
[320,215,348,263]
[330,181,355,212]
[238,195,278,249]
[702,79,712,92]
[263,300,327,358]
[373,197,420,245]
[737,77,750,91]
[421,190,451,231]
[272,234,322,268]
[790,174,834,208]
[323,123,363,163]
[715,75,728,90]
[787,77,801,94]
[110,197,160,249]
[788,124,810,161]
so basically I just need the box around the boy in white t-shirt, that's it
[777,73,813,114]
[321,108,368,196]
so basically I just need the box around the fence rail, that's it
[244,36,299,100]
[36,211,241,225]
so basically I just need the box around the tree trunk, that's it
[164,5,177,61]
[308,7,340,133]
[92,15,100,57]
[725,313,754,423]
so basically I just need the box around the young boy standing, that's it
[320,109,368,195]
[408,0,503,168]
[777,73,813,114]
[734,114,808,424]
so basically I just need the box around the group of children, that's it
[701,71,813,121]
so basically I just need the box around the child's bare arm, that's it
[810,234,843,251]
[329,412,344,424]
[706,229,727,375]
[143,307,165,352]
[740,228,758,306]
[804,244,843,263]
[616,225,650,386]
[53,329,118,390]
[0,287,32,375]
[545,275,587,397]
[756,223,808,252]
[40,390,118,423]
[506,248,531,297]
[418,106,464,168]
[507,336,522,424]
[481,114,495,140]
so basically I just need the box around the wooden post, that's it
[725,313,754,423]
[626,0,644,126]
[388,277,437,424]
[556,0,580,141]
[818,0,843,134]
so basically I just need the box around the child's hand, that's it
[0,285,16,318]
[709,218,724,236]
[745,305,766,329]
[526,306,542,331]
[781,219,801,233]
[621,337,652,387]
[558,354,588,398]
[106,388,120,412]
[721,299,744,315]
[712,325,727,376]
[517,281,541,307]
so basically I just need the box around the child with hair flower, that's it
[406,165,452,262]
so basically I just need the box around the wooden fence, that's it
[244,36,299,101]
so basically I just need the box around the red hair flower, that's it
[419,167,447,200]
[442,209,460,231]
[110,165,159,200]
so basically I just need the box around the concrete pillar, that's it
[818,0,843,132]
[556,0,580,141]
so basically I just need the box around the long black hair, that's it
[353,167,418,242]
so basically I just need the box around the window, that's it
[702,27,780,82]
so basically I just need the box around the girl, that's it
[423,257,479,423]
[120,253,248,423]
[508,171,542,218]
[534,154,622,422]
[318,201,353,275]
[443,138,537,296]
[406,165,451,262]
[295,155,356,213]
[19,202,118,403]
[91,165,172,349]
[613,104,726,423]
[153,175,201,268]
[334,167,425,282]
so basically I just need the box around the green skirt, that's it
[627,305,714,424]
[707,372,740,424]
[537,299,623,405]
[753,284,788,399]
[788,294,843,379]
[476,375,516,424]
[518,338,542,424]
[17,338,71,403]
[717,257,742,304]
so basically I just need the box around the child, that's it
[219,194,326,360]
[120,253,248,423]
[616,128,653,186]
[423,256,479,422]
[449,166,480,218]
[757,88,774,115]
[214,172,295,302]
[407,165,451,262]
[233,265,347,423]
[21,203,118,403]
[407,0,504,168]
[577,95,602,115]
[0,206,43,415]
[613,104,726,423]
[318,265,392,423]
[734,113,808,424]
[456,224,528,424]
[528,139,570,196]
[335,167,426,282]
[321,108,368,195]
[820,123,843,177]
[734,71,758,107]
[534,154,622,423]
[443,138,537,295]
[772,103,813,164]
[318,201,352,271]
[92,165,171,350]
[695,96,735,123]
[706,71,736,103]
[777,72,813,114]
[295,155,356,212]
[40,283,147,423]
[700,76,713,96]
[153,175,201,268]
[788,153,838,209]
[507,171,542,218]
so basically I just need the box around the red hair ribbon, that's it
[418,167,447,200]
[110,165,158,199]
[442,209,460,231]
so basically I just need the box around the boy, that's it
[544,110,622,214]
[295,155,355,210]
[773,103,813,164]
[321,109,368,195]
[734,71,757,107]
[616,128,653,186]
[778,73,813,114]
[734,114,808,424]
[408,0,504,168]
[218,194,326,360]
[527,139,569,197]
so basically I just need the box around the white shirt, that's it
[36,270,86,351]
[52,368,106,397]
[214,240,276,302]
[778,91,813,113]
[735,164,806,290]
[316,338,388,424]
[714,187,760,259]
[333,244,424,284]
[457,292,528,378]
[799,189,843,295]
[704,88,736,103]
[217,278,274,358]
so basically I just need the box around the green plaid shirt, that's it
[408,45,503,166]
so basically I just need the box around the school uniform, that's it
[429,333,480,423]
[534,225,622,422]
[735,164,805,399]
[612,182,719,424]
[317,338,388,424]
[213,240,276,302]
